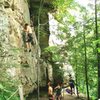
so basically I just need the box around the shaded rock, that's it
[0,0,53,96]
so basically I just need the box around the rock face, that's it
[29,0,54,51]
[0,0,52,96]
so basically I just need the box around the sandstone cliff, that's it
[0,0,52,96]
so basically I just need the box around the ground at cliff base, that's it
[28,94,86,100]
[26,90,87,100]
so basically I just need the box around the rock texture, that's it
[0,0,53,96]
[29,0,54,51]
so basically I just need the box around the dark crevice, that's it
[29,0,54,51]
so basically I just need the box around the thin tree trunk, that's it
[75,48,79,97]
[94,0,100,99]
[83,27,90,100]
[19,85,24,100]
[37,0,43,99]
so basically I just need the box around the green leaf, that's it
[97,48,100,53]
[0,84,4,90]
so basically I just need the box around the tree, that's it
[83,24,90,100]
[94,0,100,98]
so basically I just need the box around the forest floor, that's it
[26,88,87,100]
[27,94,86,100]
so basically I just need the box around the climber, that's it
[22,23,34,52]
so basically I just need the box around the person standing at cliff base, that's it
[54,83,62,100]
[68,75,75,95]
[48,81,54,100]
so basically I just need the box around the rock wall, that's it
[29,0,54,51]
[0,0,53,96]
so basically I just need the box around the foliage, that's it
[43,46,67,63]
[48,0,100,99]
[52,0,75,22]
[0,78,19,100]
[53,64,64,85]
[0,47,20,99]
[43,46,65,84]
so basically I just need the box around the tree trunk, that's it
[83,27,90,100]
[18,85,24,100]
[95,0,100,99]
[75,48,79,97]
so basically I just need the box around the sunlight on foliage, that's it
[52,0,74,21]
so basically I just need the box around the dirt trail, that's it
[28,94,86,100]
[26,88,86,100]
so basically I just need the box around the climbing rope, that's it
[7,88,19,100]
[37,0,44,100]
